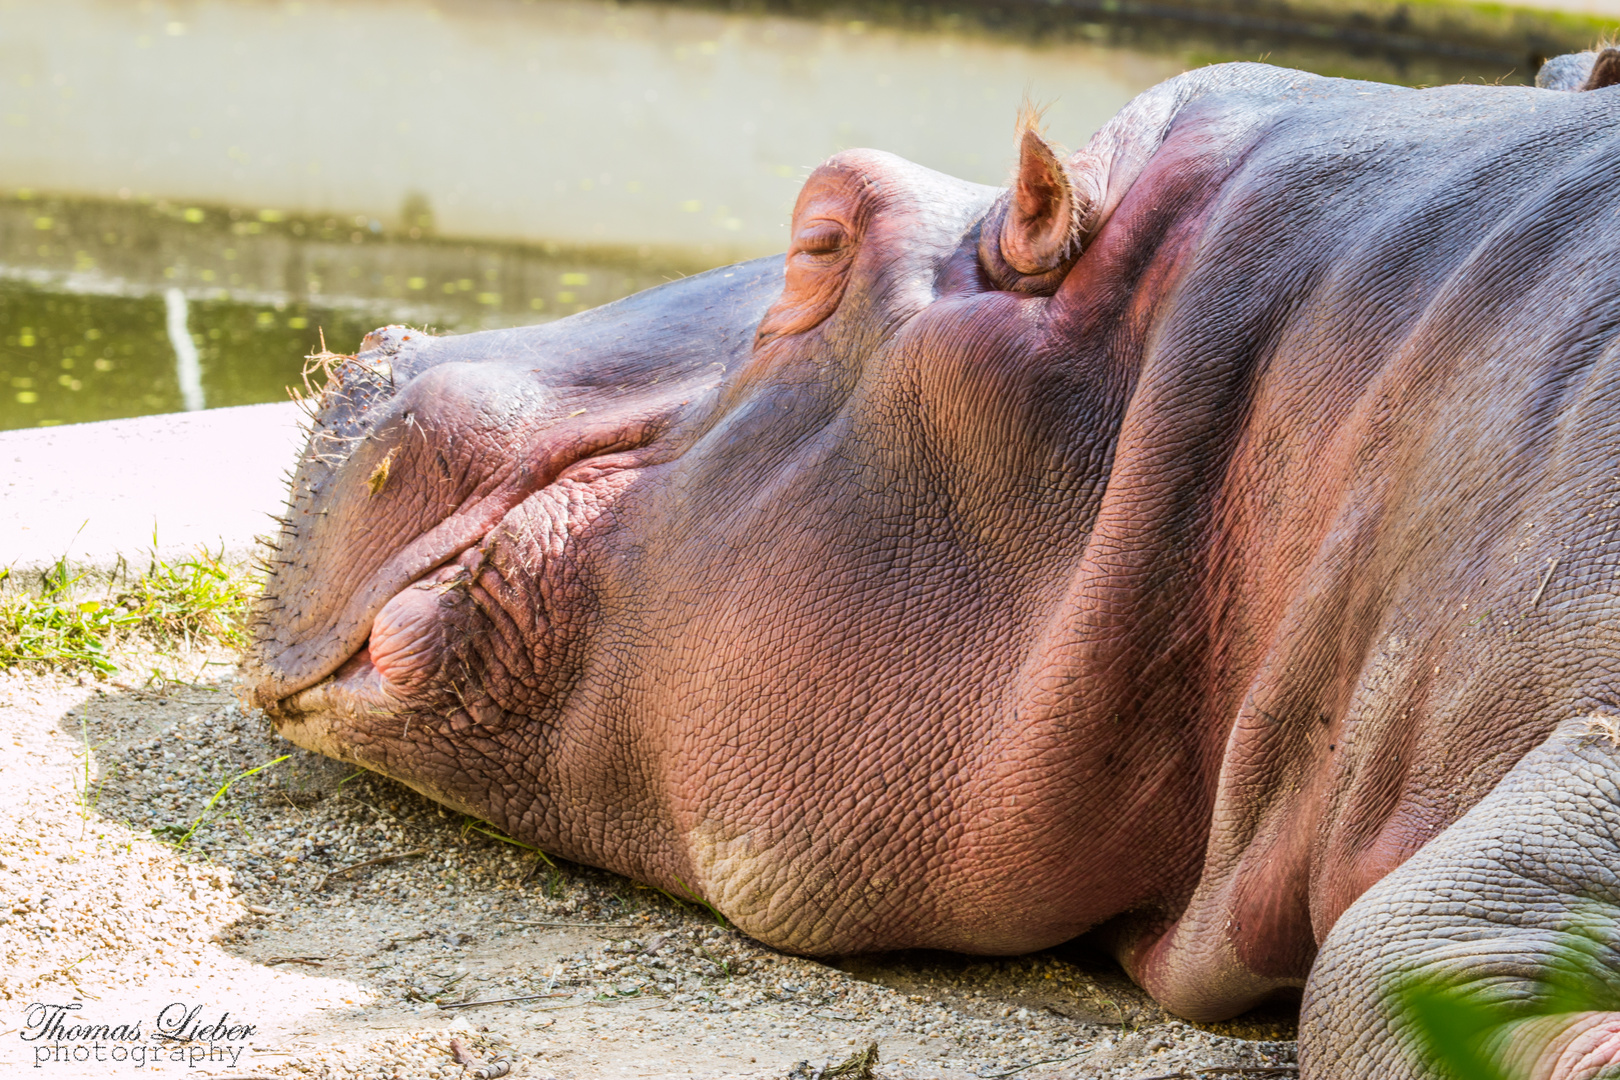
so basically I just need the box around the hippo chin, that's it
[248,52,1620,1076]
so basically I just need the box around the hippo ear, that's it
[1582,47,1620,90]
[999,127,1087,277]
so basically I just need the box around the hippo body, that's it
[250,59,1620,1076]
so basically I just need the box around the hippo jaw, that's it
[254,412,660,709]
[245,342,692,708]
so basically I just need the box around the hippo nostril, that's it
[368,586,446,695]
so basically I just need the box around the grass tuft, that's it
[0,547,257,674]
[0,562,126,673]
[118,547,257,650]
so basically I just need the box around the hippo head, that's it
[252,139,1118,924]
[246,110,1182,944]
[247,62,1368,963]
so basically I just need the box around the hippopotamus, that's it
[247,51,1620,1076]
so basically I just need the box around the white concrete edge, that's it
[1,402,308,595]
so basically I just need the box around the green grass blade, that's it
[171,755,290,847]
[1398,979,1513,1080]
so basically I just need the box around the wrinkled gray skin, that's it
[1303,720,1620,1078]
[1303,47,1620,1079]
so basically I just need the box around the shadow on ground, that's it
[20,658,1297,1079]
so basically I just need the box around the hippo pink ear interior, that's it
[999,128,1085,276]
[1582,48,1620,90]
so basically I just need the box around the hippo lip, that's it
[252,399,676,712]
[261,445,651,720]
[279,569,459,717]
[278,643,398,719]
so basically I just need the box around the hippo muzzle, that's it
[248,256,786,717]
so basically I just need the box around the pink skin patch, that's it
[1488,1013,1620,1080]
[365,576,451,697]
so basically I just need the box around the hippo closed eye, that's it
[249,56,1620,1078]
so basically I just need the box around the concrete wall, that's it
[0,402,304,589]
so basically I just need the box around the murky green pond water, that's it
[0,0,1594,431]
[0,191,700,429]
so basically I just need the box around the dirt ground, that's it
[0,641,1299,1080]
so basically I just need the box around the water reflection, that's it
[1,281,365,429]
[165,290,205,412]
[0,0,1182,255]
[1,0,1586,431]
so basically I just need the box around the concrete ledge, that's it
[0,403,305,591]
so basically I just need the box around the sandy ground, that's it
[0,642,1299,1080]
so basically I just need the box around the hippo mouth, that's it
[247,260,787,720]
[257,435,655,723]
[276,576,450,720]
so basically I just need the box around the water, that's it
[0,0,1569,431]
[0,189,709,429]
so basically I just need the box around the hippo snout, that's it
[247,260,785,732]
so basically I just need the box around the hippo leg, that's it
[1301,717,1620,1079]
